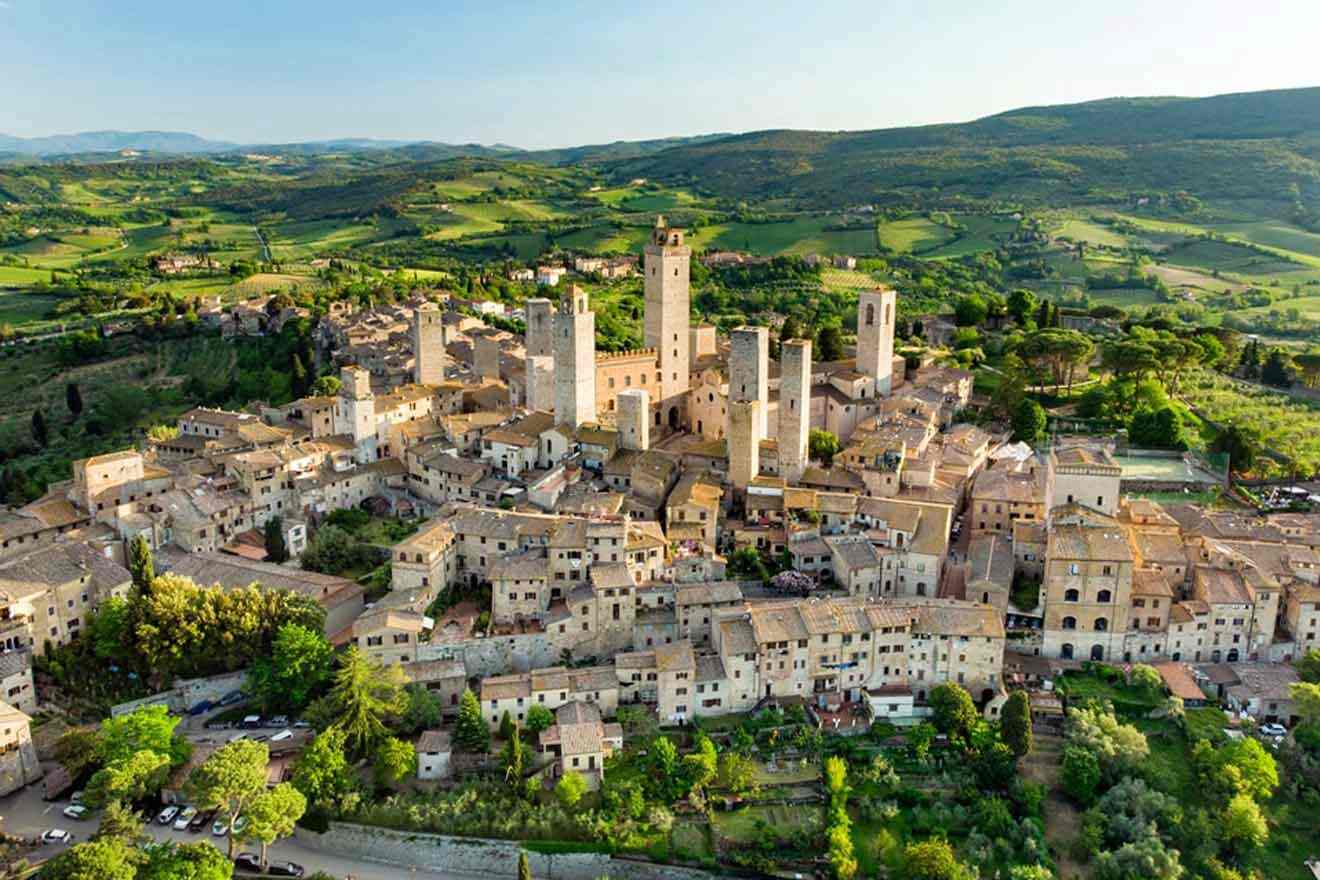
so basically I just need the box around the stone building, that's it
[643,217,691,431]
[856,287,897,395]
[729,326,769,438]
[554,286,597,429]
[0,703,41,797]
[412,302,446,385]
[779,339,812,484]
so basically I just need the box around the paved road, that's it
[0,785,459,879]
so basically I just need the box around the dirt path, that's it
[1021,731,1089,880]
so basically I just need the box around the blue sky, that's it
[2,0,1318,148]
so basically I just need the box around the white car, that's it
[157,805,180,825]
[62,805,89,821]
[42,829,72,844]
[173,806,198,831]
[1260,722,1287,737]
[212,817,230,837]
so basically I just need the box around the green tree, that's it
[816,324,844,361]
[248,623,333,714]
[716,751,758,796]
[518,851,533,880]
[1129,663,1164,696]
[239,782,307,868]
[93,802,146,844]
[1298,648,1320,683]
[929,683,978,746]
[1012,398,1047,445]
[454,688,491,753]
[1261,347,1292,387]
[85,749,171,808]
[499,710,517,742]
[555,770,588,808]
[400,684,444,735]
[809,428,841,466]
[1216,736,1279,801]
[374,737,417,787]
[1007,288,1038,323]
[1001,690,1033,759]
[1093,831,1182,880]
[953,294,989,327]
[187,739,270,858]
[54,726,102,779]
[65,382,83,418]
[128,534,154,592]
[501,726,526,790]
[1211,422,1259,474]
[726,547,769,582]
[903,838,968,880]
[140,841,233,880]
[263,516,289,564]
[682,733,718,795]
[310,375,341,396]
[1223,792,1268,853]
[322,647,407,760]
[98,705,189,766]
[291,728,352,807]
[1061,744,1101,804]
[36,836,140,880]
[31,408,48,447]
[524,704,554,735]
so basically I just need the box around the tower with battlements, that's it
[412,302,446,385]
[337,365,377,463]
[857,287,897,395]
[644,216,691,430]
[780,338,812,483]
[554,286,597,428]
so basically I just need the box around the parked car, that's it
[188,809,215,833]
[62,805,89,821]
[240,715,262,730]
[69,790,84,804]
[212,817,230,837]
[41,829,72,844]
[228,732,248,744]
[232,816,248,836]
[267,862,305,878]
[269,715,289,728]
[173,806,198,831]
[157,805,180,826]
[1260,722,1288,737]
[233,852,262,873]
[271,729,294,743]
[218,690,246,707]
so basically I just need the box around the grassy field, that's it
[821,267,878,291]
[876,217,955,254]
[924,215,1020,258]
[222,273,318,300]
[1236,294,1320,318]
[0,290,64,323]
[267,219,387,260]
[557,224,652,254]
[1055,217,1128,248]
[0,266,59,289]
[1164,238,1304,277]
[685,217,877,256]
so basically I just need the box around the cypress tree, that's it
[65,383,83,418]
[454,688,490,753]
[30,409,48,447]
[1002,690,1033,758]
[264,516,289,563]
[128,534,155,592]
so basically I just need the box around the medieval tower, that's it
[554,285,597,428]
[412,302,446,385]
[617,389,650,452]
[337,365,377,463]
[857,287,897,395]
[730,326,769,438]
[644,216,691,430]
[525,298,555,358]
[779,338,812,483]
[728,400,761,492]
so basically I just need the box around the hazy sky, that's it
[2,0,1318,148]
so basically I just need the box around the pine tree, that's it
[128,534,154,592]
[1001,690,1033,758]
[518,851,533,880]
[30,409,48,447]
[65,383,83,418]
[454,688,490,753]
[499,710,516,742]
[264,516,289,564]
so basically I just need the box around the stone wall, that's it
[296,822,714,880]
[419,631,558,678]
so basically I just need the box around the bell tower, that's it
[643,215,691,430]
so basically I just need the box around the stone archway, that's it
[668,406,680,431]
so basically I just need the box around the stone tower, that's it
[337,365,377,463]
[780,338,812,484]
[525,355,554,412]
[730,326,769,437]
[474,333,502,382]
[857,287,897,395]
[728,400,762,492]
[617,389,650,452]
[644,216,691,430]
[554,285,597,428]
[412,302,446,385]
[525,298,555,358]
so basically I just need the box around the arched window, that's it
[884,303,891,325]
[1095,617,1108,632]
[1061,644,1074,660]
[1064,589,1079,602]
[1062,616,1077,630]
[1090,645,1105,661]
[865,303,875,326]
[1097,589,1112,604]
[1227,649,1240,662]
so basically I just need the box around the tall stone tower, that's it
[617,389,650,451]
[474,333,502,382]
[525,298,555,358]
[730,326,769,437]
[857,287,897,395]
[644,216,691,430]
[728,400,761,492]
[412,302,446,385]
[554,285,597,428]
[337,365,377,463]
[780,338,812,484]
